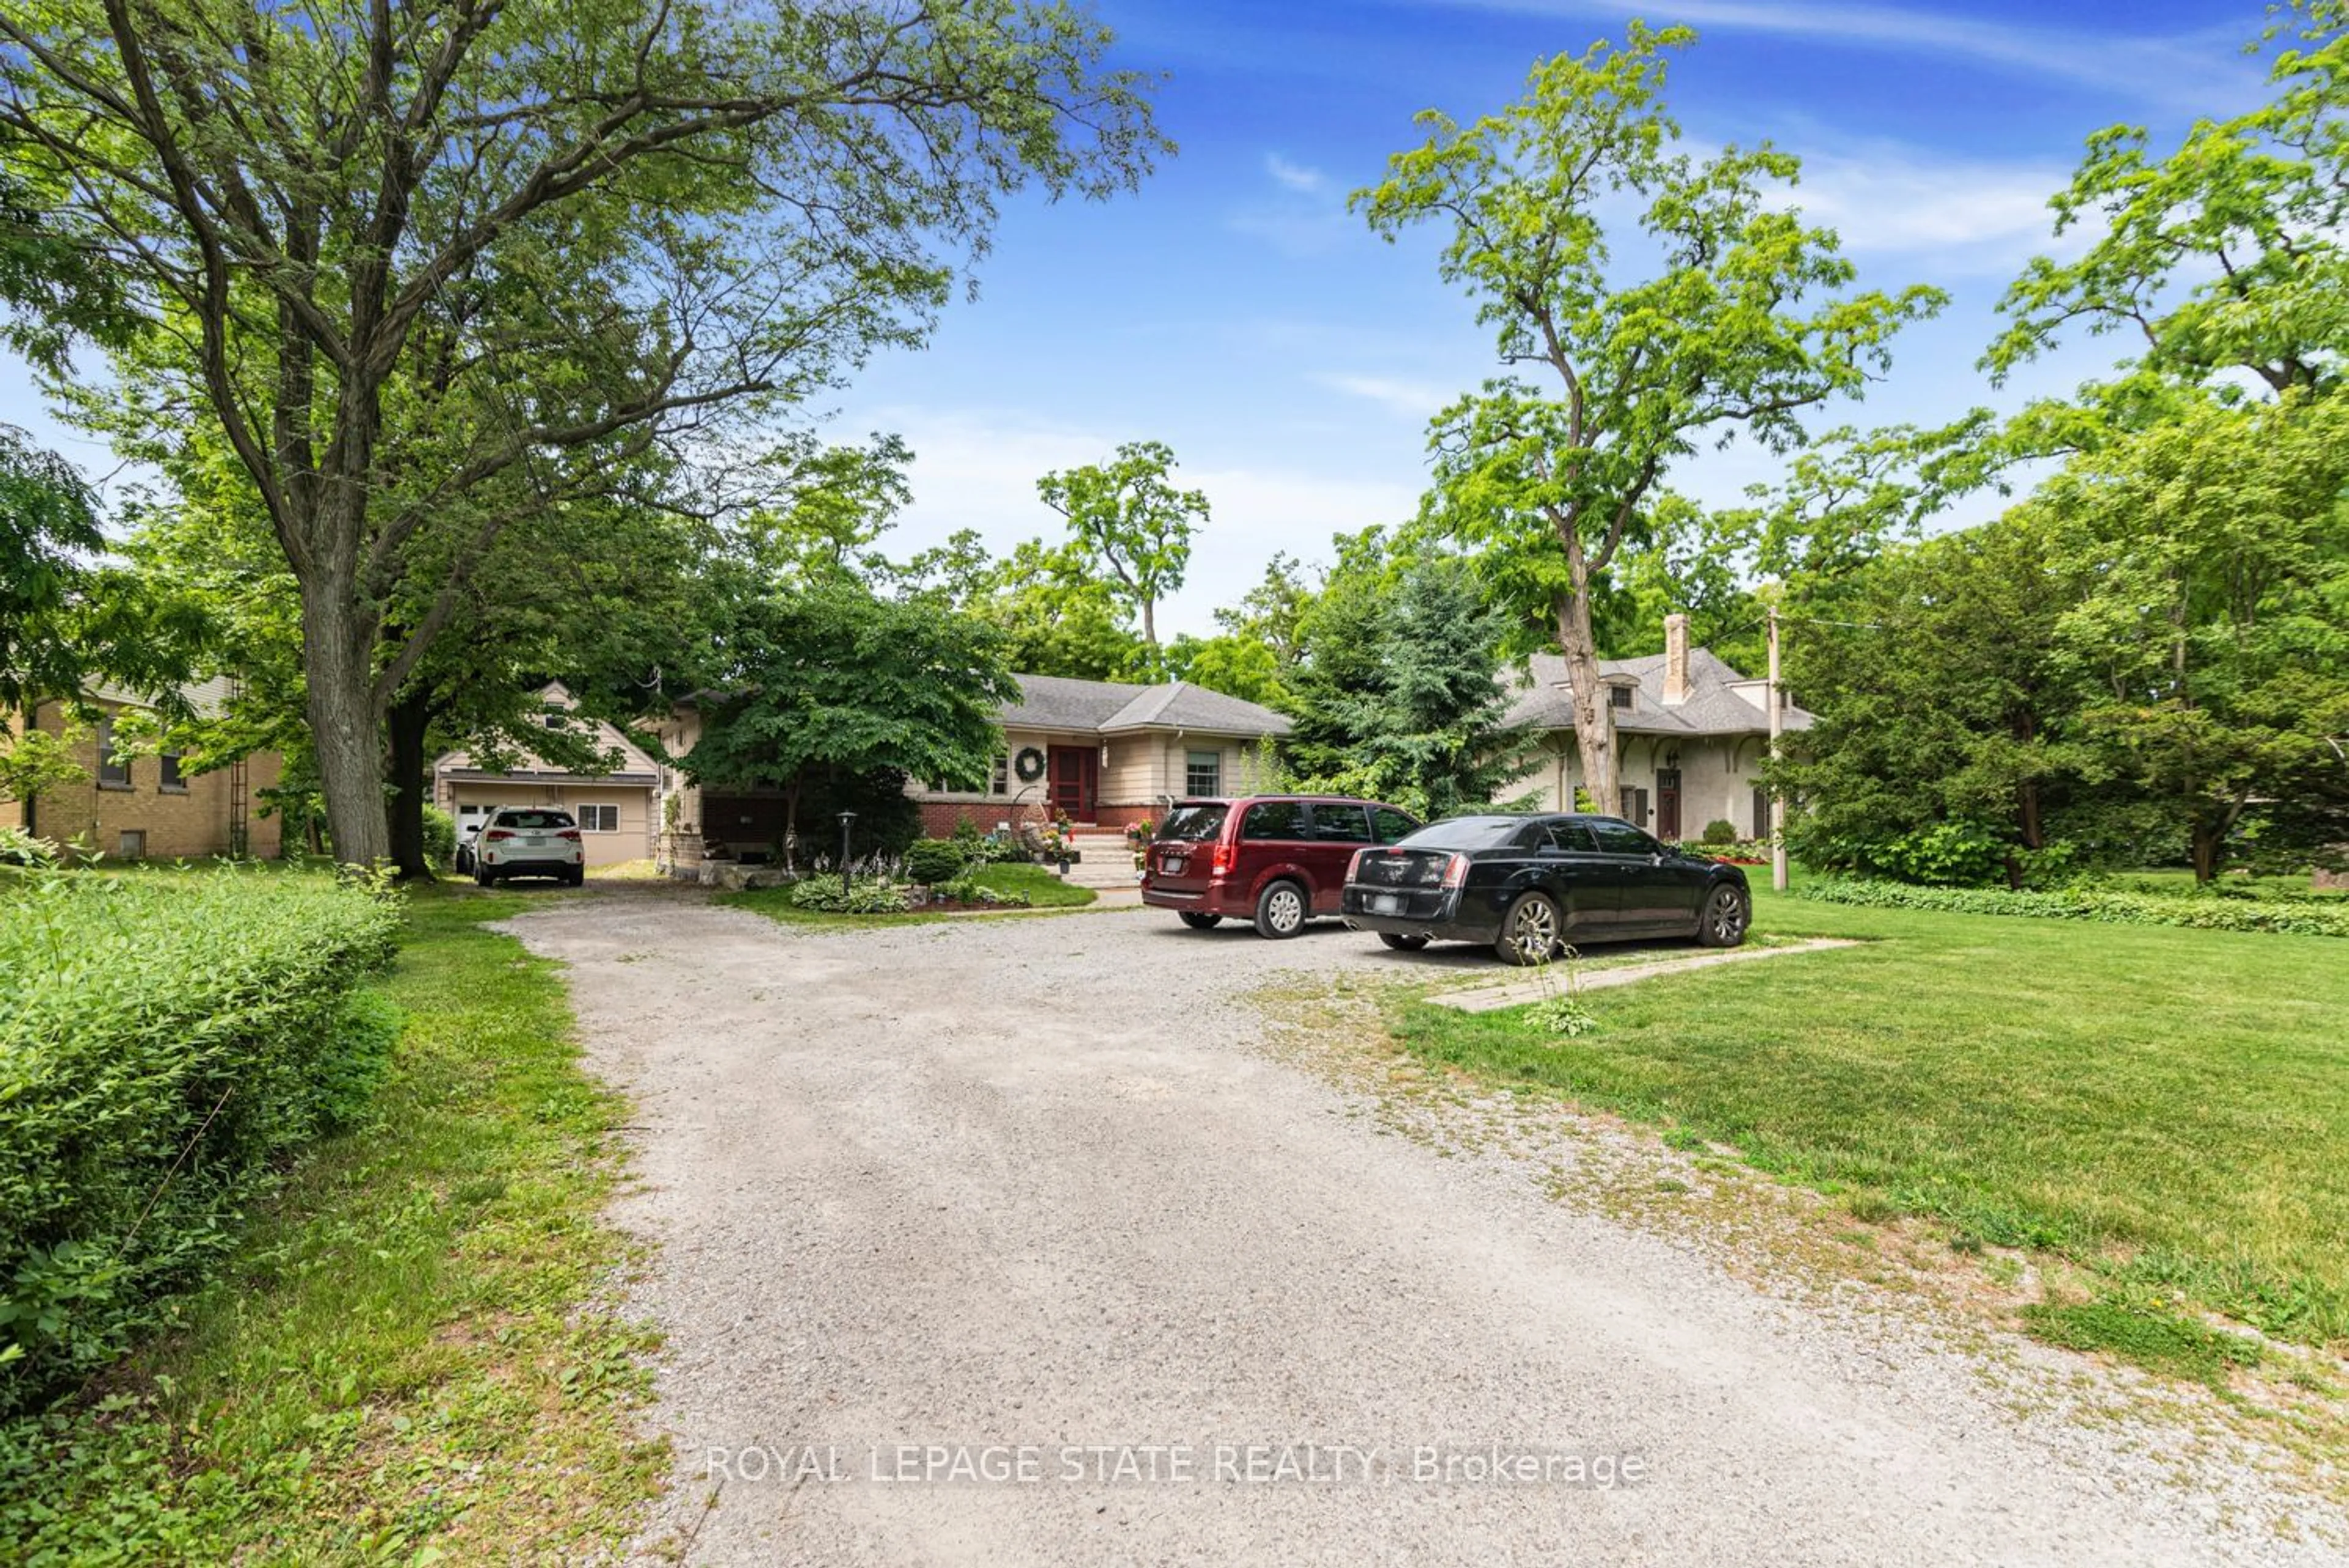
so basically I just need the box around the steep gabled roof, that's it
[1503,648,1814,737]
[434,682,661,783]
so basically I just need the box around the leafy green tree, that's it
[1212,551,1312,675]
[1280,528,1399,784]
[683,582,1020,869]
[1775,513,2096,886]
[1989,1,2349,397]
[963,537,1148,681]
[1037,439,1206,658]
[1163,632,1280,705]
[2040,393,2349,881]
[1354,23,1942,816]
[0,0,1162,866]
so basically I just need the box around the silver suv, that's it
[472,807,585,886]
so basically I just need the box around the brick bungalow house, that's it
[1497,614,1814,842]
[431,682,660,868]
[647,674,1291,874]
[2,677,283,860]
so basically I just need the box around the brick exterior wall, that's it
[7,699,284,860]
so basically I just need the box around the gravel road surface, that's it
[505,888,2339,1567]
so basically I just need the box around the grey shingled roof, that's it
[1502,648,1814,737]
[434,682,661,782]
[1002,675,1291,737]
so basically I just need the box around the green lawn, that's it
[0,883,662,1563]
[1393,888,2349,1361]
[722,860,1098,926]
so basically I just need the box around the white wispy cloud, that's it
[1429,0,2265,111]
[1314,372,1455,420]
[1776,144,2085,273]
[1265,154,1328,193]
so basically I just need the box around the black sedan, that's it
[1341,813,1751,965]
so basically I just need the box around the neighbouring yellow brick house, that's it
[2,677,284,860]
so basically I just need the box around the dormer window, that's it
[1609,686,1634,710]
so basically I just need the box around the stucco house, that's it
[432,682,659,868]
[3,678,283,860]
[1497,614,1814,842]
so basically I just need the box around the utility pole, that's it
[1767,606,1787,893]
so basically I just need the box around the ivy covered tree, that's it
[1354,23,1941,815]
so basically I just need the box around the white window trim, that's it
[578,804,622,833]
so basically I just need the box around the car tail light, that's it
[1210,841,1234,878]
[484,829,514,841]
[1441,852,1469,889]
[557,829,582,841]
[1346,848,1366,883]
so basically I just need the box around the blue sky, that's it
[0,1,2278,637]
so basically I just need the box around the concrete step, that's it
[1047,834,1143,890]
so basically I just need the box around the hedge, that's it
[0,870,403,1414]
[1791,875,2349,938]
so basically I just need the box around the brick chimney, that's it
[1663,612,1691,705]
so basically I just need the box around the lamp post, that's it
[837,810,856,896]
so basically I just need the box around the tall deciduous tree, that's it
[2041,393,2349,882]
[0,0,1162,865]
[1354,23,1942,814]
[1037,439,1206,658]
[1987,0,2349,396]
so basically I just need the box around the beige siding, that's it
[447,780,655,866]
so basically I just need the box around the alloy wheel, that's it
[1510,897,1557,960]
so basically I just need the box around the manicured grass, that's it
[721,860,1098,926]
[1391,888,2349,1361]
[0,883,662,1563]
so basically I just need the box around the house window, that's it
[159,751,187,793]
[117,829,146,861]
[991,752,1009,795]
[578,803,620,833]
[97,718,131,789]
[1185,749,1222,796]
[543,712,565,730]
[1609,685,1634,710]
[1753,786,1771,839]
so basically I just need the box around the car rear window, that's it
[1241,800,1308,840]
[495,809,575,830]
[1156,803,1228,843]
[1395,816,1537,852]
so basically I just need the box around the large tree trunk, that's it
[2190,820,2224,885]
[386,687,436,882]
[300,573,392,868]
[1551,582,1619,817]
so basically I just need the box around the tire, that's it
[1178,912,1222,931]
[565,868,586,888]
[1378,932,1430,953]
[1697,883,1749,948]
[474,864,497,888]
[1494,891,1562,966]
[1253,880,1308,940]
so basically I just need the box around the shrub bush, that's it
[1700,819,1736,845]
[786,876,911,915]
[0,869,403,1414]
[904,838,968,886]
[1794,876,2349,938]
[421,803,456,866]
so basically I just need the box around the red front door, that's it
[1048,745,1098,820]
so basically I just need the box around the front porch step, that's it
[1047,833,1142,890]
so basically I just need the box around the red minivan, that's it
[1141,795,1422,938]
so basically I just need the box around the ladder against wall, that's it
[228,754,250,858]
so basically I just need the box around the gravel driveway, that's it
[505,888,2337,1567]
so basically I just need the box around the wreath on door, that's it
[1013,746,1047,783]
